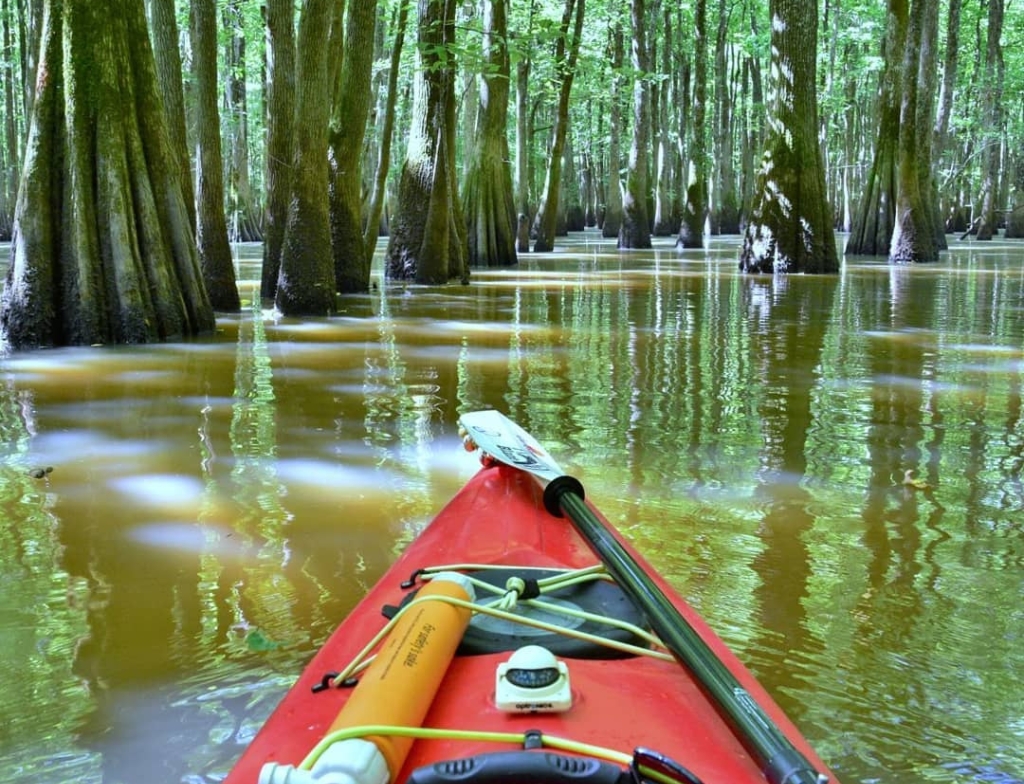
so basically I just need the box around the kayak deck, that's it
[224,464,837,784]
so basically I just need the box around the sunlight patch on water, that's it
[109,474,205,507]
[275,459,396,490]
[126,521,246,558]
[31,430,162,463]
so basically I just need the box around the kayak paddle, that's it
[458,409,828,784]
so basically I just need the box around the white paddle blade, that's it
[458,410,565,483]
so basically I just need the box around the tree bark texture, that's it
[739,0,838,274]
[677,0,706,249]
[275,0,337,315]
[844,0,905,256]
[148,0,192,233]
[618,0,651,249]
[531,0,585,253]
[260,0,295,300]
[890,0,941,262]
[1,0,214,349]
[975,0,1004,241]
[191,0,240,311]
[1,0,21,240]
[386,0,466,284]
[330,0,376,292]
[652,6,676,236]
[601,25,624,239]
[463,0,517,267]
[713,0,739,234]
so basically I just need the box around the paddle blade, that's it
[458,410,565,484]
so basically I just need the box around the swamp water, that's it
[1,234,1022,783]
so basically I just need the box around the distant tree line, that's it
[0,0,1020,347]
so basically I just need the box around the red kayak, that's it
[225,411,837,784]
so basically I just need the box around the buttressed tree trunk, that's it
[386,0,467,284]
[974,0,1004,241]
[845,0,906,256]
[618,0,650,249]
[1,0,214,350]
[260,0,295,300]
[192,0,240,311]
[463,0,517,267]
[276,0,337,315]
[739,0,838,274]
[889,0,940,263]
[330,0,377,292]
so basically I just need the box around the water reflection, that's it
[1,236,1023,783]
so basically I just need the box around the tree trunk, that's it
[275,0,337,315]
[601,24,624,239]
[889,0,938,263]
[931,0,961,243]
[385,0,466,284]
[363,0,409,267]
[975,0,1005,241]
[191,0,240,311]
[224,0,262,243]
[618,0,651,249]
[844,0,905,256]
[1,0,21,240]
[677,0,706,249]
[463,0,517,267]
[148,0,192,234]
[260,0,295,300]
[1,0,214,349]
[531,0,585,253]
[330,0,377,292]
[739,0,837,274]
[713,0,739,234]
[652,6,676,236]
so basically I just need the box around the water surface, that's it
[1,235,1022,783]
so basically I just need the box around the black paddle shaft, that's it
[544,478,827,784]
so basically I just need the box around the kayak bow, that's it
[458,410,828,784]
[224,410,838,784]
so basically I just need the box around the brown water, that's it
[1,234,1022,784]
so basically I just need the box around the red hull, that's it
[225,464,838,784]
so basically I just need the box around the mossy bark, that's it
[889,0,939,263]
[330,0,376,293]
[386,0,466,284]
[147,0,193,233]
[191,0,240,311]
[974,0,1004,242]
[1,0,214,350]
[275,0,336,315]
[845,0,905,256]
[260,0,295,301]
[739,0,838,274]
[463,0,517,268]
